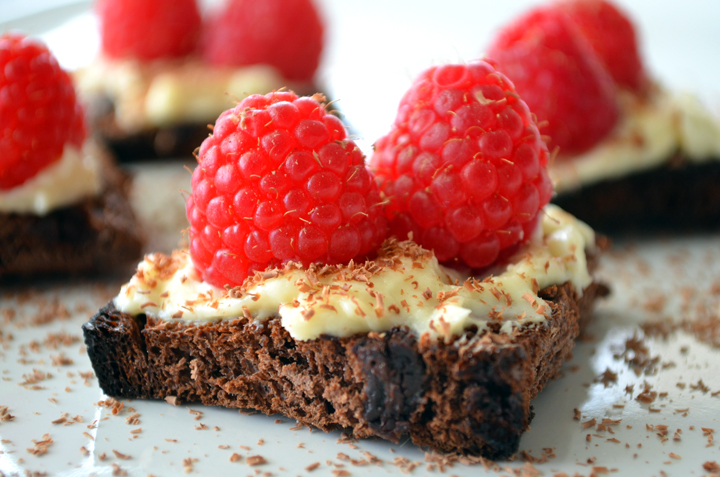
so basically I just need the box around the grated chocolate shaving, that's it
[0,406,15,422]
[111,463,127,476]
[247,455,267,466]
[112,450,131,460]
[125,413,140,425]
[26,434,53,456]
[594,368,618,387]
[581,418,597,430]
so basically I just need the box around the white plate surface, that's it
[2,233,719,476]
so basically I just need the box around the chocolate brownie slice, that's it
[83,272,607,459]
[553,157,720,233]
[0,157,144,279]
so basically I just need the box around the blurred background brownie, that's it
[0,34,143,279]
[74,0,326,160]
[485,0,720,233]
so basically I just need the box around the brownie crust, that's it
[0,160,144,280]
[552,157,720,233]
[83,277,608,459]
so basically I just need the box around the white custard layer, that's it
[114,205,595,342]
[74,57,299,133]
[0,141,103,216]
[551,89,720,193]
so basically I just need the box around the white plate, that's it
[2,234,719,476]
[2,1,720,476]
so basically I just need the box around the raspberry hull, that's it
[371,62,552,269]
[187,92,386,288]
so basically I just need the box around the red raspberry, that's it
[0,34,86,190]
[202,0,324,82]
[487,6,619,156]
[370,61,553,269]
[187,92,387,288]
[97,0,201,60]
[560,0,647,93]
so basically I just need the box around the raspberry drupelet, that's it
[187,92,387,288]
[371,61,553,269]
[0,34,86,190]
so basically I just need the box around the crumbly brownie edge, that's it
[82,302,151,398]
[0,151,144,280]
[82,277,607,459]
[552,157,720,233]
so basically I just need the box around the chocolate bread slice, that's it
[83,275,608,459]
[0,157,144,279]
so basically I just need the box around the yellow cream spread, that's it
[550,88,720,193]
[0,140,103,216]
[114,205,595,341]
[74,57,310,133]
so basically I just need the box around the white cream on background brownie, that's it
[0,140,103,216]
[114,205,596,341]
[551,88,720,193]
[74,57,303,133]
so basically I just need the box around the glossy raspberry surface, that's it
[487,6,619,156]
[202,0,324,81]
[97,0,201,60]
[370,61,552,269]
[187,92,387,288]
[0,34,86,190]
[560,0,647,93]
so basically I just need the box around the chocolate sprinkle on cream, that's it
[115,206,596,341]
